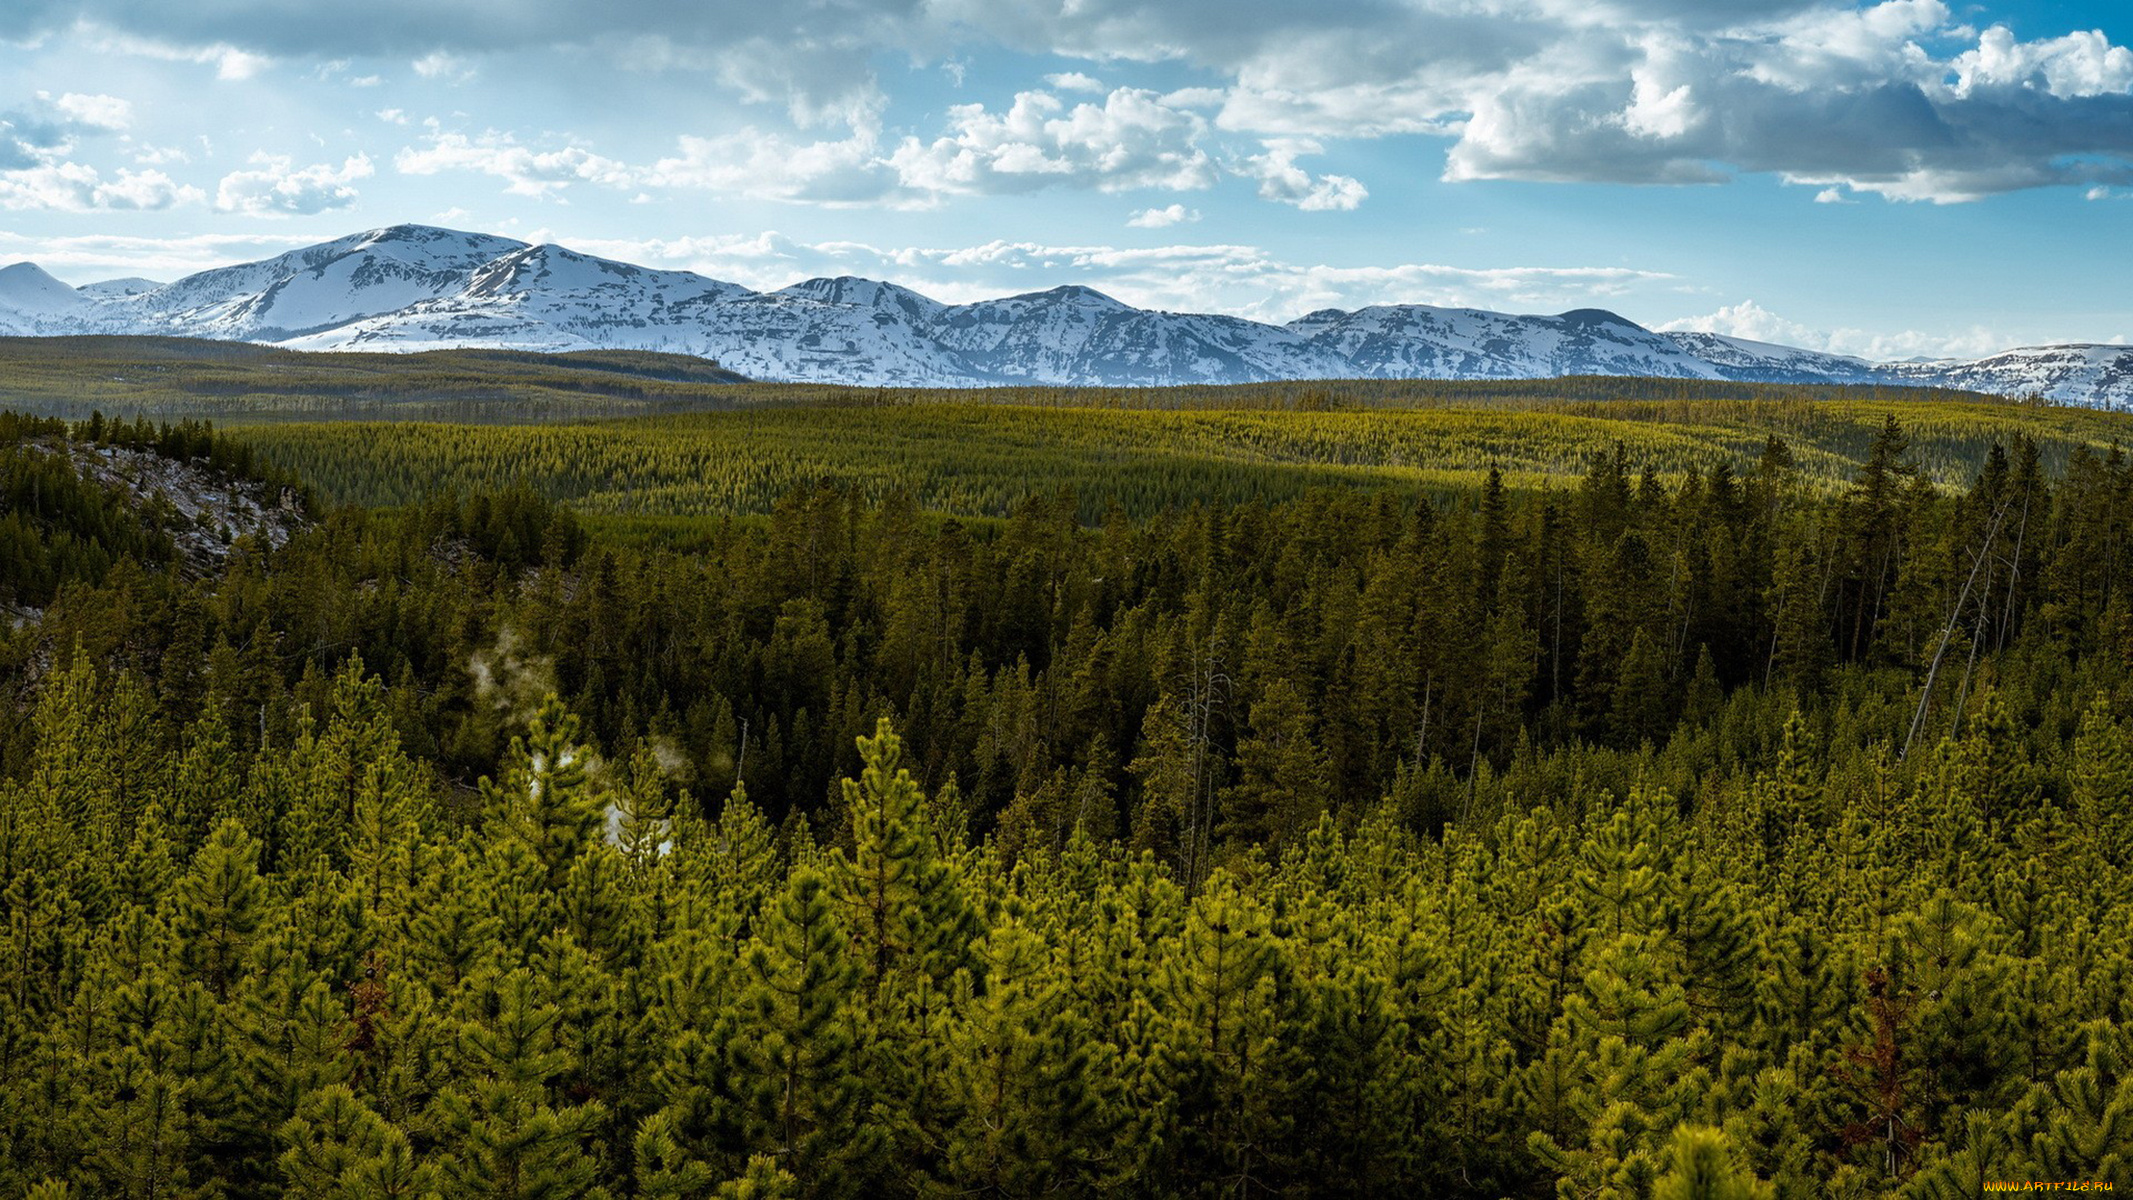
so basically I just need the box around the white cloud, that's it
[215,153,373,216]
[889,87,1218,196]
[24,0,2133,214]
[412,51,474,81]
[1661,299,2015,360]
[642,86,1228,207]
[648,123,897,206]
[0,229,318,283]
[0,92,200,211]
[83,29,270,80]
[3,93,136,167]
[131,144,191,166]
[1242,140,1367,210]
[50,93,133,132]
[376,108,409,125]
[0,162,203,211]
[1442,5,2133,201]
[1813,187,1853,204]
[1128,203,1198,227]
[395,131,634,197]
[1950,25,2133,98]
[1660,299,1826,346]
[1044,72,1105,93]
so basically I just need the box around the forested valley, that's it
[3,398,2132,1197]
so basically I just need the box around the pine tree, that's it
[731,865,877,1198]
[170,819,268,1002]
[1651,1125,1773,1200]
[483,698,606,891]
[836,719,932,998]
[432,967,612,1200]
[1222,678,1331,853]
[277,1084,440,1199]
[2073,696,2133,869]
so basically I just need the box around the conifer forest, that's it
[4,362,2133,1198]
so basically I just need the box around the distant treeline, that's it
[237,396,2133,522]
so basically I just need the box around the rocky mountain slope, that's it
[1,224,2124,405]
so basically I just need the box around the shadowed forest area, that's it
[2,385,2132,1195]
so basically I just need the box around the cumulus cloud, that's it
[1949,25,2133,98]
[1443,4,2133,201]
[647,124,897,206]
[50,93,134,131]
[215,153,373,215]
[1659,300,1827,347]
[0,91,203,211]
[647,86,1228,206]
[1241,139,1367,210]
[1128,203,1198,227]
[0,163,202,211]
[390,83,1331,210]
[889,87,1218,196]
[1661,299,2016,360]
[26,0,2133,205]
[411,51,474,81]
[1,92,135,167]
[395,131,635,197]
[1044,72,1106,93]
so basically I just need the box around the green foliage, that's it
[238,394,2133,522]
[4,394,2133,1195]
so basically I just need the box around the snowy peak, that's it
[117,225,531,341]
[1882,343,2133,407]
[1287,303,1720,381]
[77,277,164,299]
[0,262,84,315]
[1017,284,1131,310]
[3,224,2132,406]
[1662,332,1877,383]
[776,276,947,323]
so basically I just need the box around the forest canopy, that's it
[0,389,2130,1196]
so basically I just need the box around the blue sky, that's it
[3,0,2131,357]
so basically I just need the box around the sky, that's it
[2,0,2131,359]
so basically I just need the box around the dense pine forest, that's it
[3,388,2132,1196]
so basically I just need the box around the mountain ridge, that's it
[2,223,2126,407]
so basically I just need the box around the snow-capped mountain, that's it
[1881,345,2133,409]
[927,286,1351,385]
[0,262,86,317]
[1639,332,1879,385]
[108,225,529,343]
[1288,305,1730,381]
[75,278,164,300]
[4,223,2129,406]
[776,276,947,326]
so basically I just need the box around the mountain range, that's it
[2,224,2128,407]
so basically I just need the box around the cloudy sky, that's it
[3,0,2131,356]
